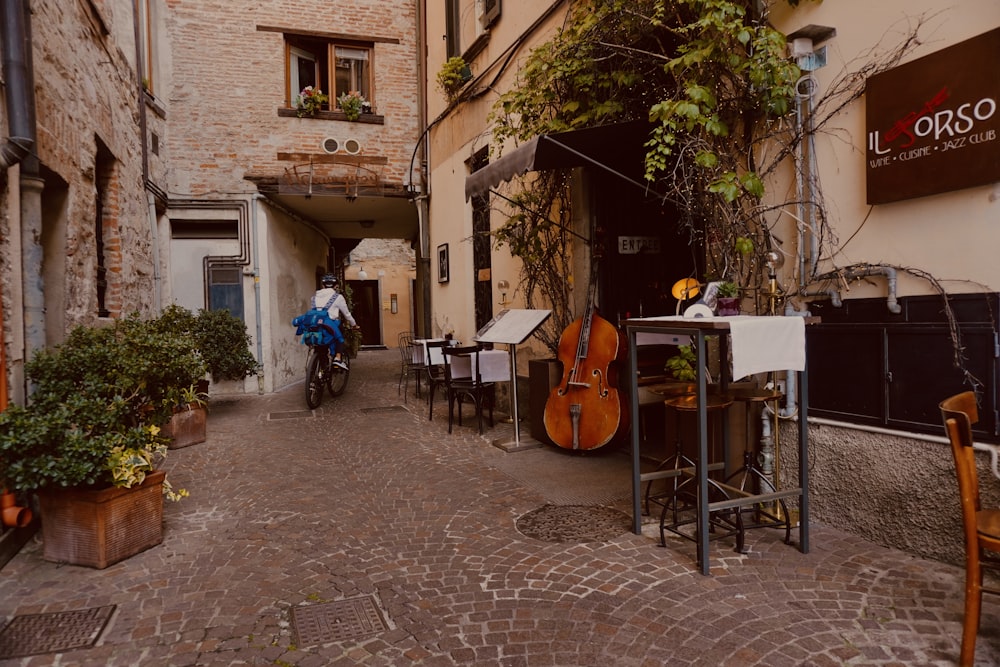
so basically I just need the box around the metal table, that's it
[623,315,814,575]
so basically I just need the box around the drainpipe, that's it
[2,0,44,390]
[815,265,901,315]
[414,0,432,337]
[779,301,812,419]
[0,0,34,169]
[250,195,265,393]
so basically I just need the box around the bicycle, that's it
[304,343,350,409]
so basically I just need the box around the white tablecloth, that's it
[634,315,805,380]
[450,349,510,382]
[412,338,459,366]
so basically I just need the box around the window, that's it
[285,35,372,110]
[334,47,370,101]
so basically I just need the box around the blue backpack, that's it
[291,295,342,349]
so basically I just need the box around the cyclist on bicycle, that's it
[312,273,357,369]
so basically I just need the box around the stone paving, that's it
[1,349,999,666]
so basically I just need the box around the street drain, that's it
[360,406,407,414]
[0,605,115,659]
[290,596,388,647]
[269,410,314,420]
[516,504,631,543]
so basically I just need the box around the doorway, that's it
[347,279,382,346]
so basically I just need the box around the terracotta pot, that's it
[1,490,32,528]
[162,403,207,449]
[37,470,165,569]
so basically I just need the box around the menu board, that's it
[474,309,552,345]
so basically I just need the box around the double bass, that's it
[543,272,627,450]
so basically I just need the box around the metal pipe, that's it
[0,0,35,169]
[250,195,265,393]
[778,300,811,418]
[817,264,901,314]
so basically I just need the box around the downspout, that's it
[0,0,33,169]
[779,300,812,419]
[0,0,34,408]
[2,0,44,392]
[250,195,264,393]
[414,0,431,337]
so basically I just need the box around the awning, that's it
[464,120,655,201]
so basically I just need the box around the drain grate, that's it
[269,410,314,420]
[290,596,388,647]
[0,605,115,659]
[516,504,631,543]
[360,405,407,414]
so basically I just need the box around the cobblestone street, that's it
[0,349,998,666]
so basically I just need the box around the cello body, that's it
[543,309,626,450]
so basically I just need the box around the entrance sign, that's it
[865,28,1000,204]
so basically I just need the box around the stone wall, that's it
[778,420,1000,568]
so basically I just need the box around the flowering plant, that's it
[337,90,368,121]
[294,86,328,117]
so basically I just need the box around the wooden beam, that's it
[276,153,388,166]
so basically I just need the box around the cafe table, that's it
[448,348,510,383]
[623,314,815,575]
[412,338,459,367]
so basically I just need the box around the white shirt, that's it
[312,288,357,327]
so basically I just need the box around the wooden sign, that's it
[866,28,1000,204]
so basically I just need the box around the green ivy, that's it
[489,0,811,315]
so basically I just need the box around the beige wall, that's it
[768,0,1000,301]
[425,1,568,353]
[423,0,1000,567]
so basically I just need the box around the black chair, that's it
[442,344,495,434]
[426,340,450,420]
[397,332,426,401]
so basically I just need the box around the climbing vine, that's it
[489,0,811,348]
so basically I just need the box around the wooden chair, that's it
[940,391,1000,666]
[442,344,495,434]
[425,340,449,421]
[397,332,425,401]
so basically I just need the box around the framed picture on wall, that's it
[438,243,449,283]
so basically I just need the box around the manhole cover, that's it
[0,605,115,659]
[269,410,314,420]
[516,504,630,543]
[290,596,388,647]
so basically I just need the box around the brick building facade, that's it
[1,0,424,401]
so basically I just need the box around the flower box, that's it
[37,470,165,569]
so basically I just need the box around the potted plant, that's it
[155,304,259,385]
[0,315,199,568]
[153,304,258,446]
[337,90,367,121]
[715,281,742,316]
[436,56,471,102]
[294,85,328,117]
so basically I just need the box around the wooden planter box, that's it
[37,469,165,569]
[162,404,207,449]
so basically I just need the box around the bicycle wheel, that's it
[305,349,325,409]
[328,356,350,397]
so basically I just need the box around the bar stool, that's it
[655,392,744,554]
[723,386,791,550]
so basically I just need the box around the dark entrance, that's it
[346,280,381,346]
